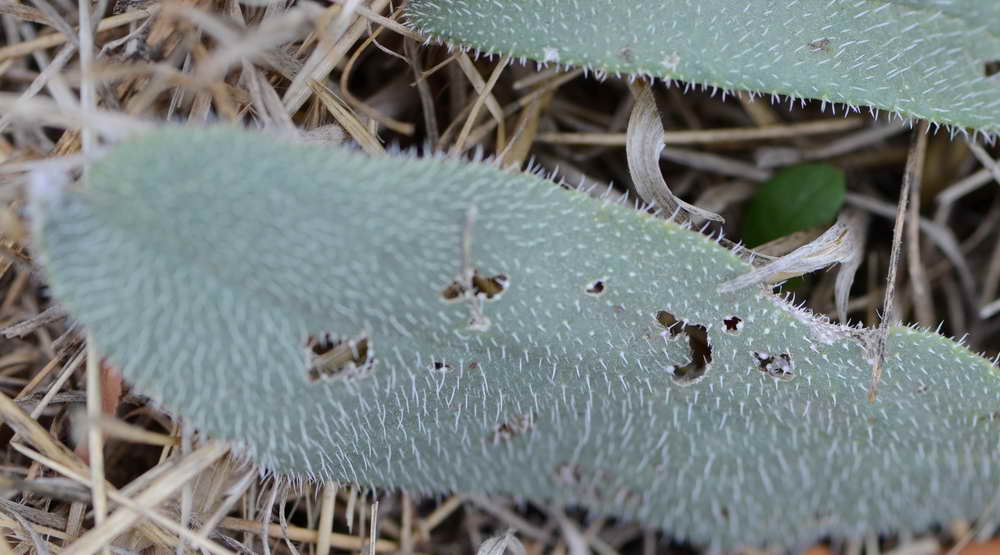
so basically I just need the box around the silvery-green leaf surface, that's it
[407,0,1000,136]
[33,127,999,547]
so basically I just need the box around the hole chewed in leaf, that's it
[430,361,452,373]
[439,269,509,302]
[723,316,743,333]
[752,351,795,381]
[985,60,1000,78]
[656,311,712,385]
[440,281,465,301]
[584,279,606,296]
[472,272,509,299]
[489,412,536,445]
[656,310,680,331]
[306,333,373,382]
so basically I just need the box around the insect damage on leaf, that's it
[33,126,1000,548]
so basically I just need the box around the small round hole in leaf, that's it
[723,316,743,333]
[430,361,452,373]
[584,279,606,296]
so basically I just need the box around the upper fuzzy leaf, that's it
[406,0,1000,136]
[33,127,999,547]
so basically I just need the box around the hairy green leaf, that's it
[743,163,846,247]
[406,0,1000,136]
[32,127,999,547]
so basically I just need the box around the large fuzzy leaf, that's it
[33,127,999,547]
[407,0,1000,136]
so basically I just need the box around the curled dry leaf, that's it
[625,81,723,223]
[719,209,868,323]
[477,528,526,555]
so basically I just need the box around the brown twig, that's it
[868,120,928,402]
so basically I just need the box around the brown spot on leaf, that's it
[440,281,465,301]
[489,412,536,444]
[808,38,831,52]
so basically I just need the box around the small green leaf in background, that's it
[742,163,845,248]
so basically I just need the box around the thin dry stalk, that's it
[283,0,391,114]
[460,68,583,148]
[0,42,75,134]
[415,495,462,540]
[400,491,414,554]
[308,79,384,155]
[537,117,863,146]
[27,348,83,420]
[84,339,108,555]
[966,140,1000,186]
[0,0,49,24]
[92,415,178,446]
[338,9,415,136]
[465,496,550,543]
[315,482,337,555]
[904,121,933,327]
[869,122,928,402]
[60,441,229,555]
[218,517,398,551]
[0,5,159,62]
[331,0,420,40]
[404,38,438,145]
[451,53,509,154]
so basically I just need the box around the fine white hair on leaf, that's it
[405,0,1000,140]
[34,125,1000,549]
